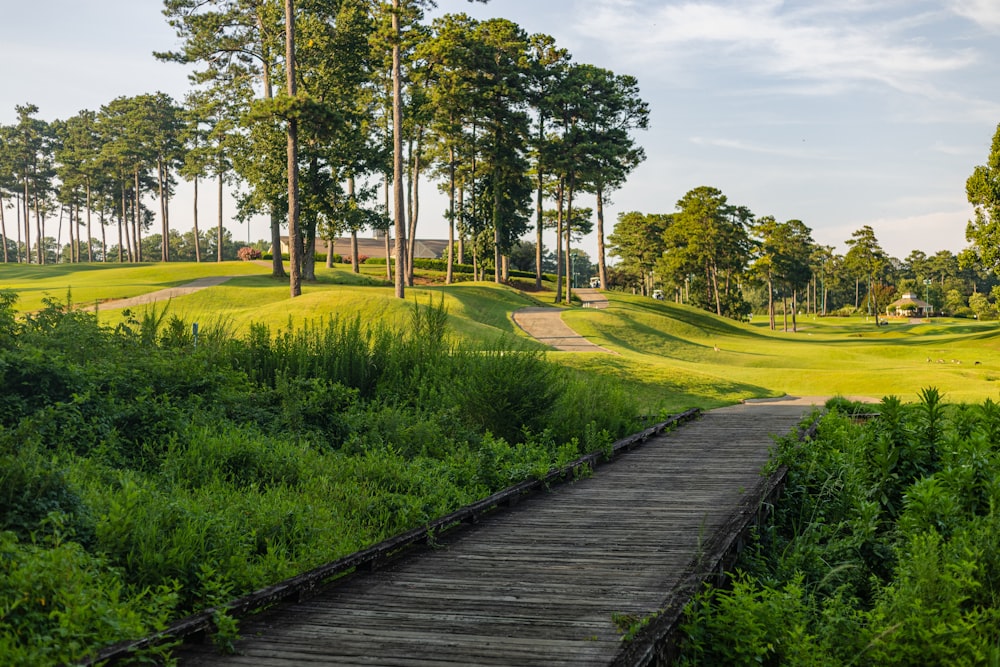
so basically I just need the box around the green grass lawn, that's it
[5,262,1000,411]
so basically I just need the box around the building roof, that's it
[888,293,931,309]
[273,236,448,260]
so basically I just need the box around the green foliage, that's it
[0,289,639,659]
[676,391,1000,665]
[0,526,178,666]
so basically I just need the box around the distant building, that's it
[887,293,932,317]
[270,236,448,260]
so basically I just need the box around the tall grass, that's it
[0,290,641,664]
[675,392,1000,665]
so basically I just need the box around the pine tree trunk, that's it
[286,0,302,297]
[0,193,7,263]
[446,145,455,285]
[34,192,43,264]
[118,185,126,263]
[391,0,405,299]
[768,274,775,330]
[16,193,24,263]
[159,158,168,261]
[555,179,563,303]
[133,169,142,263]
[350,175,360,274]
[406,131,422,287]
[596,186,607,289]
[85,181,93,262]
[383,176,392,281]
[193,176,201,262]
[792,289,798,332]
[494,173,502,284]
[217,172,224,262]
[457,183,465,265]
[22,185,30,264]
[535,124,544,290]
[99,208,106,263]
[565,178,574,304]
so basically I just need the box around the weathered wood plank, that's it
[171,406,810,666]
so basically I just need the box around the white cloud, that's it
[817,207,973,257]
[689,135,818,159]
[950,0,1000,30]
[929,140,979,157]
[575,0,975,96]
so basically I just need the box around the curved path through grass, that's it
[512,288,616,353]
[85,276,237,311]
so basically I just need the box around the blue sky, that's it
[3,0,1000,261]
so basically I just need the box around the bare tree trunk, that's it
[100,208,107,263]
[596,186,608,289]
[61,205,68,263]
[446,145,455,285]
[792,289,798,332]
[72,203,80,262]
[710,263,722,316]
[535,123,544,289]
[85,181,93,262]
[768,274,775,330]
[326,238,334,268]
[383,176,392,281]
[118,186,126,263]
[217,172,224,262]
[87,177,94,263]
[23,184,31,264]
[564,178,575,304]
[555,179,563,303]
[0,193,7,263]
[406,131,422,287]
[192,176,201,262]
[16,193,24,263]
[391,0,405,299]
[457,182,465,265]
[133,169,142,263]
[34,191,43,264]
[494,175,502,284]
[285,0,301,297]
[349,175,360,274]
[159,157,168,261]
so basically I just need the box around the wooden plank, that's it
[164,407,809,666]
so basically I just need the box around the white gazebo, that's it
[886,292,932,317]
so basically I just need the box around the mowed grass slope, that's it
[0,261,270,311]
[5,263,1000,409]
[563,292,1000,405]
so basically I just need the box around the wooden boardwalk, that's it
[175,403,814,666]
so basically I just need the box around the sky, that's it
[3,0,1000,262]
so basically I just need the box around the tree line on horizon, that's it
[0,0,649,302]
[609,122,1000,327]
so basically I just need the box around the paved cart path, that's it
[85,276,237,311]
[512,289,613,353]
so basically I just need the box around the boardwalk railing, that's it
[612,417,821,666]
[81,408,702,666]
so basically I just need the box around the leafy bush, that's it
[0,526,178,666]
[676,389,1000,665]
[0,289,640,659]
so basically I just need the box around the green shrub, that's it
[0,527,178,666]
[677,390,1000,665]
[0,288,640,659]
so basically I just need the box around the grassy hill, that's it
[5,262,1000,410]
